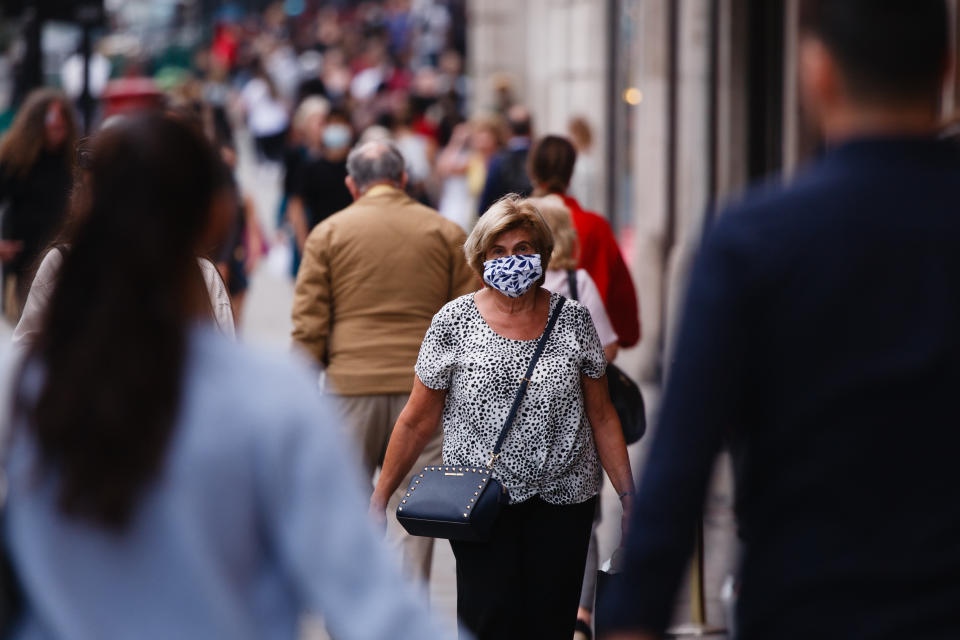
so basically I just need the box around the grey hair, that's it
[346,140,406,191]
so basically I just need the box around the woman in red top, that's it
[528,135,640,348]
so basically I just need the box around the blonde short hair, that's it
[527,195,578,271]
[464,195,555,280]
[292,96,330,135]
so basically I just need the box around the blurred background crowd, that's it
[0,0,605,330]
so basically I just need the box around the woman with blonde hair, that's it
[436,114,504,232]
[529,194,619,363]
[371,195,634,639]
[0,89,78,319]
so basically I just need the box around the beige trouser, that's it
[333,393,444,583]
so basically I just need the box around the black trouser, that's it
[450,495,597,640]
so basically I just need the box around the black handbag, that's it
[566,271,646,444]
[396,297,566,542]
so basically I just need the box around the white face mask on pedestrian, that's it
[482,254,543,298]
[323,124,352,151]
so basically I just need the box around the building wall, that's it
[467,0,609,208]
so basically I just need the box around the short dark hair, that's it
[528,135,577,194]
[799,0,949,105]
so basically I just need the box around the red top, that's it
[562,195,641,348]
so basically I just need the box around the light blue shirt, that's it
[3,328,451,640]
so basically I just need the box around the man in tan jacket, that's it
[292,140,476,581]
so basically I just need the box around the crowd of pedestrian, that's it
[3,1,960,640]
[0,3,642,638]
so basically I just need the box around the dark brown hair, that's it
[0,88,77,178]
[799,0,949,105]
[528,135,577,194]
[20,113,222,531]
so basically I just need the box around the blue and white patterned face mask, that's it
[482,253,543,298]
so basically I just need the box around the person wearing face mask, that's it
[287,108,355,254]
[370,195,634,640]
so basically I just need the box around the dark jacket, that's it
[478,141,532,214]
[0,151,72,274]
[601,137,960,639]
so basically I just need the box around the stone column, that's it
[467,0,530,111]
[468,0,609,207]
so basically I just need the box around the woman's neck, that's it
[486,286,540,315]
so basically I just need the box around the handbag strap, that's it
[488,296,566,467]
[566,270,579,301]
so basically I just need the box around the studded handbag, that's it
[396,297,566,542]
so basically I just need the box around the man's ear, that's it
[799,36,839,128]
[400,171,409,191]
[345,175,361,201]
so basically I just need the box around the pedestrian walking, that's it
[567,117,602,214]
[370,196,634,640]
[214,141,265,327]
[0,89,77,322]
[531,195,619,362]
[477,105,534,213]
[291,140,476,582]
[287,106,354,254]
[600,2,960,638]
[437,117,504,234]
[240,58,290,164]
[528,135,640,349]
[11,133,236,347]
[1,113,451,640]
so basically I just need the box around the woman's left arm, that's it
[583,373,635,538]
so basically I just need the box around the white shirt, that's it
[240,78,289,137]
[12,249,235,347]
[542,268,618,347]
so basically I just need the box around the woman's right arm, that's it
[369,376,447,522]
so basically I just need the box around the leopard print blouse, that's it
[415,291,606,505]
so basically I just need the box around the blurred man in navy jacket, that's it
[601,2,959,639]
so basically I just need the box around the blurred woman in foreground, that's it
[2,113,450,640]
